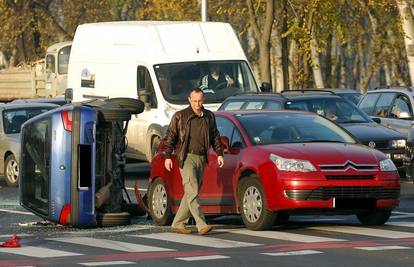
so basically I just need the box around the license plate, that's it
[333,198,376,209]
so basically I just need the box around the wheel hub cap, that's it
[243,186,263,223]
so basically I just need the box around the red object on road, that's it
[0,233,21,248]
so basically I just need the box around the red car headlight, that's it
[270,153,317,172]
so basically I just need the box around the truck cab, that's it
[45,41,72,97]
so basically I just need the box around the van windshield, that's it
[154,61,259,104]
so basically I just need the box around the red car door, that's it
[199,116,241,214]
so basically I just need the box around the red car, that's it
[147,110,400,230]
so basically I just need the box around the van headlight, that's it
[379,158,397,171]
[391,139,406,148]
[270,153,317,172]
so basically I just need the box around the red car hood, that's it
[259,142,385,165]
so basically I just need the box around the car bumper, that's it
[268,175,400,211]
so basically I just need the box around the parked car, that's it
[218,92,407,173]
[357,87,414,181]
[12,96,66,106]
[0,102,59,187]
[19,98,145,227]
[148,110,400,230]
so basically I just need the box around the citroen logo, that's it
[368,141,376,148]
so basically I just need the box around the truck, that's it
[68,21,261,162]
[0,41,71,102]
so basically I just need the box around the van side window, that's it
[137,66,157,108]
[390,94,412,119]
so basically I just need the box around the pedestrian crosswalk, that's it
[1,214,414,264]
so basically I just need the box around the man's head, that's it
[209,64,220,75]
[188,88,205,114]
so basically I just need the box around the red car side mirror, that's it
[221,136,230,150]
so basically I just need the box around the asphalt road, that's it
[1,164,414,267]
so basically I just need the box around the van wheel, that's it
[356,209,392,225]
[107,98,144,115]
[98,108,131,122]
[148,178,173,226]
[96,212,131,227]
[238,175,276,230]
[4,154,18,187]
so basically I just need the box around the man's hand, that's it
[217,156,224,168]
[227,78,234,87]
[165,158,173,171]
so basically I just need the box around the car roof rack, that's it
[281,89,337,95]
[373,86,413,92]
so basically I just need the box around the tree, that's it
[246,0,275,86]
[397,0,414,86]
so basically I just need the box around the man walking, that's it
[164,87,224,235]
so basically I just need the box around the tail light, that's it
[61,110,73,132]
[59,204,72,225]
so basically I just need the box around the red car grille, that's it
[285,186,400,200]
[325,175,374,180]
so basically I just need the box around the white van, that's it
[68,21,260,161]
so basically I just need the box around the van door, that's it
[126,66,159,161]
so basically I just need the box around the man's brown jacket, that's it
[164,106,223,168]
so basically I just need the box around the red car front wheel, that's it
[238,175,276,230]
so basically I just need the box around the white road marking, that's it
[262,250,324,256]
[310,226,414,239]
[0,208,34,215]
[0,246,82,258]
[0,234,32,238]
[354,246,411,251]
[79,261,135,266]
[390,211,414,219]
[386,221,414,228]
[176,255,230,261]
[49,237,174,252]
[135,233,261,248]
[217,229,346,243]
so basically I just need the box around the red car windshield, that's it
[237,113,356,145]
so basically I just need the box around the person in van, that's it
[199,63,234,91]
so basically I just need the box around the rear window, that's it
[20,118,51,216]
[2,107,53,134]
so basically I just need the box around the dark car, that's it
[218,91,407,173]
[148,111,399,230]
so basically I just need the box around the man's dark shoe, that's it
[198,225,213,235]
[172,227,192,234]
